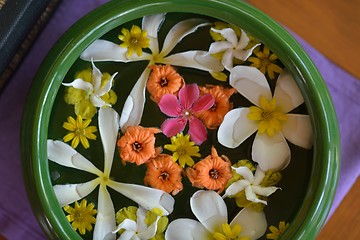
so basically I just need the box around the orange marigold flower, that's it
[144,154,183,195]
[186,146,232,193]
[117,126,161,166]
[196,85,236,129]
[146,64,184,103]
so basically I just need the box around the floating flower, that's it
[165,190,267,240]
[81,14,223,131]
[210,21,241,42]
[147,64,184,103]
[248,45,282,80]
[218,66,313,171]
[144,154,183,195]
[63,115,97,149]
[186,147,232,193]
[63,60,118,119]
[164,132,201,168]
[112,206,160,240]
[63,199,97,235]
[118,25,150,57]
[48,108,174,240]
[159,84,214,145]
[115,206,169,240]
[117,125,161,166]
[266,221,289,240]
[223,166,280,205]
[196,85,236,129]
[209,27,260,71]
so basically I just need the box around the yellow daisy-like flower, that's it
[118,25,150,57]
[248,45,282,79]
[213,223,250,240]
[164,133,201,168]
[63,199,97,235]
[247,96,287,137]
[63,115,97,149]
[266,221,290,239]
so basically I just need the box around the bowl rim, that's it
[21,0,340,239]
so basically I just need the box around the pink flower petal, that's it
[158,94,182,117]
[161,118,187,137]
[188,118,208,145]
[192,93,215,112]
[179,84,199,109]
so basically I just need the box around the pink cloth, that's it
[0,0,358,239]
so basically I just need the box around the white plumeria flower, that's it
[209,28,260,71]
[47,108,174,240]
[62,60,118,108]
[218,66,313,171]
[111,206,160,240]
[165,190,267,240]
[81,13,223,132]
[223,166,279,205]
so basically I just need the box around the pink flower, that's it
[159,84,215,145]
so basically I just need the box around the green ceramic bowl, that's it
[21,0,340,239]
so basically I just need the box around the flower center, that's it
[159,171,170,181]
[213,223,248,240]
[75,128,85,136]
[130,37,139,45]
[261,57,271,67]
[132,141,143,152]
[209,169,220,179]
[160,77,168,87]
[247,96,287,137]
[182,109,193,119]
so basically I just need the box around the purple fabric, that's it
[0,0,359,239]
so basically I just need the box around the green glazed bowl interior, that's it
[21,0,340,239]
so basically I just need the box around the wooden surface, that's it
[247,0,360,80]
[317,177,360,240]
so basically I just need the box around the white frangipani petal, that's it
[91,59,103,90]
[211,28,238,46]
[91,95,110,108]
[81,40,151,62]
[165,219,210,240]
[230,66,272,106]
[161,18,210,57]
[221,49,235,70]
[190,190,227,233]
[233,43,260,62]
[232,166,254,182]
[113,219,137,240]
[252,185,279,197]
[274,69,304,113]
[209,41,234,54]
[253,166,266,185]
[230,208,267,240]
[223,180,249,198]
[218,108,258,148]
[97,72,118,97]
[98,108,120,176]
[163,51,223,72]
[282,114,313,149]
[107,180,174,215]
[245,186,267,204]
[142,13,166,54]
[93,184,116,240]
[62,78,93,91]
[252,132,291,171]
[236,29,250,50]
[137,208,160,239]
[47,140,102,175]
[53,178,99,206]
[119,67,151,132]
